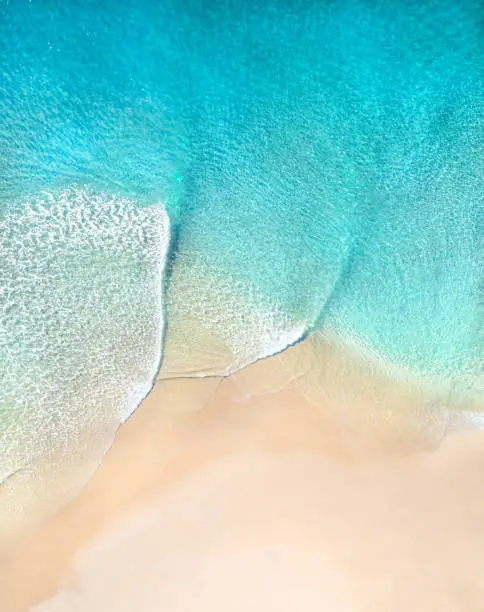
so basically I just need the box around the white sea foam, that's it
[159,252,308,379]
[0,187,170,527]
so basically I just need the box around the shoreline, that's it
[2,336,484,610]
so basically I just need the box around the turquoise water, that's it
[1,1,483,491]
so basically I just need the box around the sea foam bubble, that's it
[0,187,169,527]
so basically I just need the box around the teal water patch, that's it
[0,1,192,213]
[1,0,483,445]
[164,0,483,392]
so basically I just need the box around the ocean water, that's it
[1,1,483,514]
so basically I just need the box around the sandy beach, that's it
[2,1,483,610]
[2,337,484,611]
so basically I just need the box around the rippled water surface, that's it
[1,0,483,518]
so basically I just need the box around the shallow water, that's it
[1,0,483,520]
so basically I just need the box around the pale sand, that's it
[1,337,484,611]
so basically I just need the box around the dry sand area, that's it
[1,338,484,611]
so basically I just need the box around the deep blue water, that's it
[1,0,483,485]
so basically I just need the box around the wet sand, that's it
[2,338,484,611]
